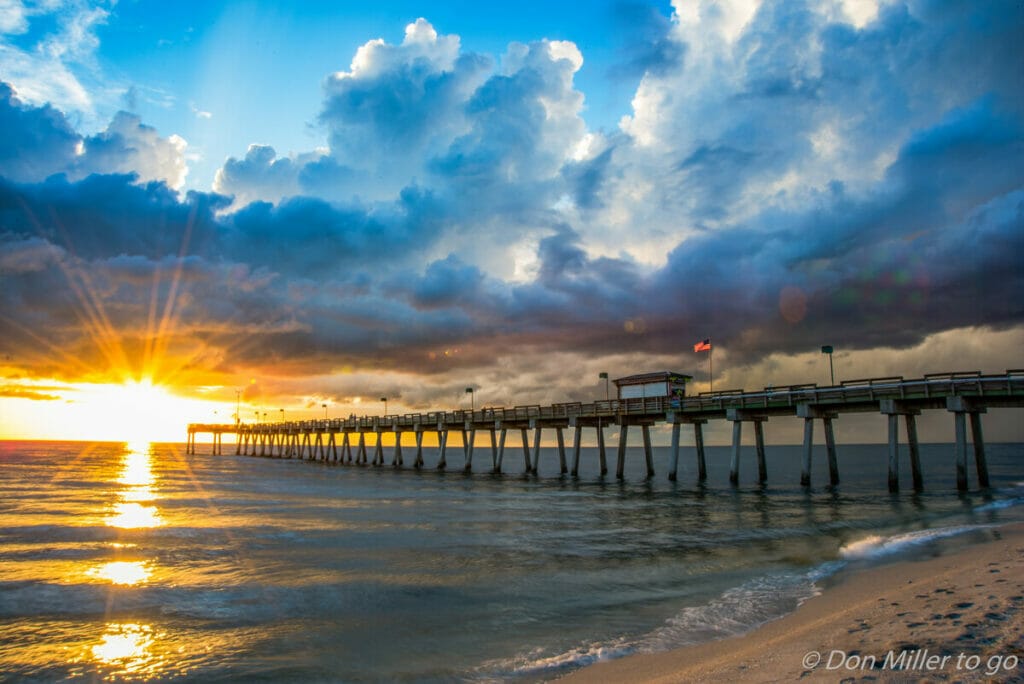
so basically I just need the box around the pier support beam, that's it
[797,405,839,488]
[754,420,767,484]
[669,422,681,481]
[413,429,424,469]
[881,400,922,492]
[905,414,921,491]
[490,429,499,472]
[729,420,742,485]
[372,430,384,466]
[392,430,403,468]
[693,421,707,482]
[464,428,475,473]
[357,432,367,465]
[520,428,531,474]
[947,396,989,491]
[642,425,654,479]
[571,425,582,477]
[970,412,989,488]
[801,418,813,487]
[726,410,768,485]
[616,425,629,480]
[887,414,900,492]
[597,422,608,477]
[342,433,352,464]
[437,429,448,470]
[531,426,542,475]
[556,427,567,475]
[822,417,838,487]
[495,428,507,473]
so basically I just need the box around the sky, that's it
[0,0,1022,444]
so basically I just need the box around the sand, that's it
[560,524,1024,683]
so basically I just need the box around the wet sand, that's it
[561,524,1024,683]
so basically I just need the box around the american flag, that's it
[693,338,711,353]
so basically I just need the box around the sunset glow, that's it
[0,379,223,443]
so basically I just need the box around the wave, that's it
[478,565,836,681]
[485,515,1013,681]
[838,524,994,561]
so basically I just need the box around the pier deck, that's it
[188,370,1024,491]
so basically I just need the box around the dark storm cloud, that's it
[1,4,1023,390]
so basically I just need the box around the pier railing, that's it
[194,369,1023,434]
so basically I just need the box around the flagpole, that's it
[709,338,713,393]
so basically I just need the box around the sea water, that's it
[0,439,1021,682]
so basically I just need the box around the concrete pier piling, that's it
[947,396,990,491]
[187,370,1023,492]
[464,428,475,473]
[616,424,629,480]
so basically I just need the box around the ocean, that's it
[0,439,1022,682]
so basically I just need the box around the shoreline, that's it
[559,523,1024,683]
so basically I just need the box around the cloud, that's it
[0,83,189,187]
[79,111,189,189]
[213,144,307,207]
[0,1,111,115]
[0,6,1022,423]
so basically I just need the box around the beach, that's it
[562,523,1024,683]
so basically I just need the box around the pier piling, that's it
[668,422,681,481]
[616,425,628,480]
[495,428,507,473]
[571,425,582,477]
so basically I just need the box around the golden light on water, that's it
[91,623,158,673]
[106,443,164,529]
[107,502,162,529]
[89,561,151,586]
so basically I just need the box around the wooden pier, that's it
[187,370,1024,492]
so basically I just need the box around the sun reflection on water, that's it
[107,502,162,528]
[91,623,161,674]
[105,442,163,529]
[88,560,151,586]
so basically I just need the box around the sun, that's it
[0,373,228,442]
[79,379,200,443]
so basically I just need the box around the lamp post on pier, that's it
[465,387,474,412]
[322,403,327,420]
[821,345,835,386]
[380,397,387,416]
[599,372,609,401]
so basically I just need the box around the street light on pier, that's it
[322,403,328,420]
[380,397,387,416]
[821,345,835,386]
[279,408,284,423]
[599,372,609,401]
[235,389,241,427]
[465,387,475,412]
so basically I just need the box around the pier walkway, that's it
[187,370,1024,491]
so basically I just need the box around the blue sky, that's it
[13,0,674,189]
[1,0,1022,441]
